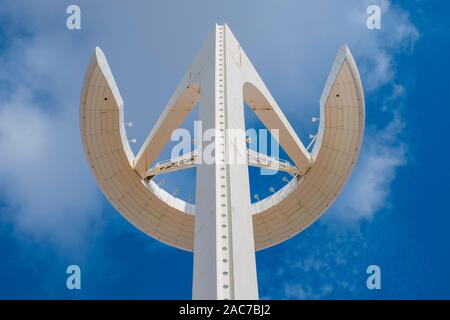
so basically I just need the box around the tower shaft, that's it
[193,24,258,300]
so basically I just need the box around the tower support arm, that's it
[132,79,200,176]
[241,60,313,174]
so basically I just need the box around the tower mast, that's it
[193,24,258,300]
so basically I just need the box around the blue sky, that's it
[0,0,449,299]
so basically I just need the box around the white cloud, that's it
[329,114,407,222]
[0,2,103,250]
[0,92,102,250]
[350,0,419,91]
[317,0,417,223]
[352,0,420,92]
[259,227,365,299]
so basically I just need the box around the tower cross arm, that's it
[132,27,219,177]
[239,50,313,173]
[132,75,200,176]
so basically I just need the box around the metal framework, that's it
[143,149,298,180]
[80,24,365,300]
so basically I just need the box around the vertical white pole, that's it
[193,24,258,300]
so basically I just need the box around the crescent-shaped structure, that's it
[80,24,364,300]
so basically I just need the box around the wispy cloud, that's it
[355,0,420,91]
[0,91,103,250]
[0,4,102,250]
[321,0,417,223]
[260,1,418,300]
[266,88,411,299]
[329,113,407,222]
[259,226,365,299]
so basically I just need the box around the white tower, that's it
[191,24,258,299]
[80,24,365,300]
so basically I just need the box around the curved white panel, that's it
[251,45,365,249]
[80,47,195,251]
